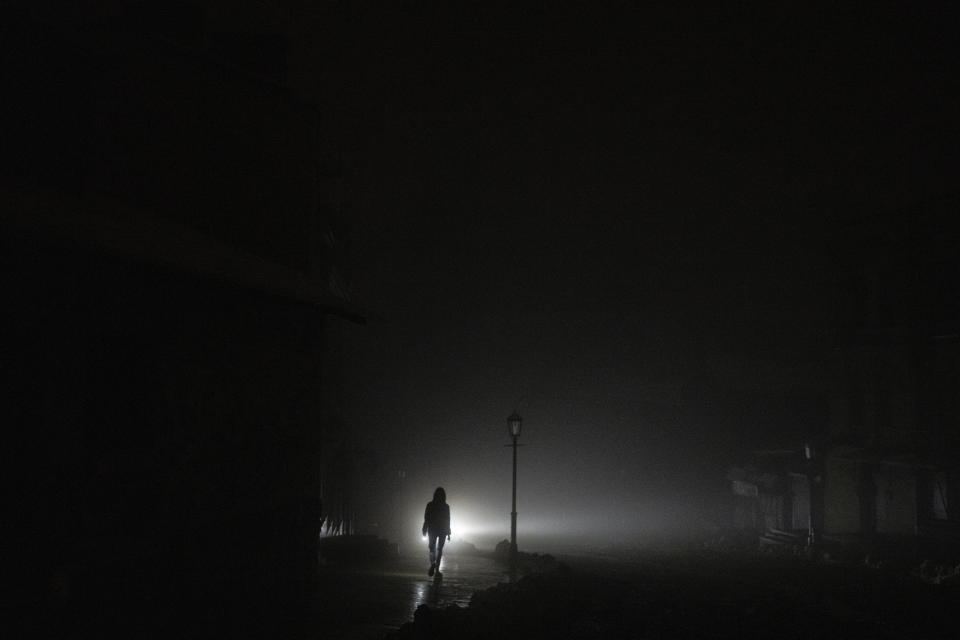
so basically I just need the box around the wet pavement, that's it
[313,552,509,639]
[381,551,960,639]
[312,547,959,640]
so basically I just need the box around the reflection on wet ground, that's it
[405,555,508,619]
[315,553,508,639]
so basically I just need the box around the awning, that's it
[3,187,367,323]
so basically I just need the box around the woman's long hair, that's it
[432,487,446,504]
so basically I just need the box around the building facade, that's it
[823,197,960,541]
[3,3,361,635]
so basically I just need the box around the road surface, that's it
[313,551,509,639]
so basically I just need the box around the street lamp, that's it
[507,411,522,570]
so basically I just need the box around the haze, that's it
[332,4,957,553]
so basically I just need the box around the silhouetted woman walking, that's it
[422,487,450,577]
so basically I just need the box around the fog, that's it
[7,3,959,637]
[343,358,815,552]
[332,3,956,555]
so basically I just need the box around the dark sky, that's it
[332,3,960,546]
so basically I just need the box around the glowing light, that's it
[411,507,505,549]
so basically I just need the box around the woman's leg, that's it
[428,533,438,566]
[435,535,446,571]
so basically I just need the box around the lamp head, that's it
[508,411,522,438]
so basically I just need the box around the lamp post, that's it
[804,442,817,547]
[507,411,522,570]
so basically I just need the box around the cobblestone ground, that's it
[312,552,509,639]
[386,550,960,639]
[308,546,960,639]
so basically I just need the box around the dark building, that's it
[727,197,960,548]
[3,3,362,635]
[729,447,822,542]
[823,196,960,541]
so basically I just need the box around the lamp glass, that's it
[508,412,522,438]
